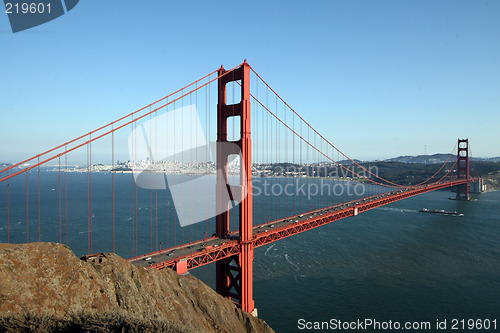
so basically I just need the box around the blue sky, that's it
[1,0,499,162]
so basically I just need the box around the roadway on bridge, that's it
[130,186,412,269]
[130,179,473,271]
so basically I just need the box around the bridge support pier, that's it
[456,138,470,201]
[216,61,255,314]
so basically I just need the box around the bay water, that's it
[1,171,499,332]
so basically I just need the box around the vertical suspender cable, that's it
[263,85,266,220]
[166,97,169,248]
[181,91,184,249]
[205,82,209,240]
[90,134,93,254]
[87,142,90,253]
[150,163,153,253]
[59,156,62,243]
[264,83,267,220]
[173,100,176,248]
[255,80,258,211]
[155,109,158,251]
[37,158,40,242]
[65,146,68,245]
[266,86,270,222]
[7,170,10,243]
[292,105,295,215]
[112,126,115,253]
[300,120,302,213]
[283,102,287,215]
[131,118,135,255]
[190,90,194,241]
[26,171,29,243]
[194,83,198,240]
[134,122,139,256]
[275,94,278,220]
[205,81,209,240]
[150,111,153,253]
[255,75,258,220]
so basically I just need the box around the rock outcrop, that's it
[0,243,274,333]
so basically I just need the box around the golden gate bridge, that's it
[0,61,479,315]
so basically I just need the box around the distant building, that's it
[80,253,107,263]
[469,178,486,193]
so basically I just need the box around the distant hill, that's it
[338,159,363,165]
[385,154,500,164]
[478,157,500,162]
[385,154,453,164]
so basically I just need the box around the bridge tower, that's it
[456,138,470,200]
[215,61,255,314]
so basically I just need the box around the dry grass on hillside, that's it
[0,311,186,333]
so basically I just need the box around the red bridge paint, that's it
[0,60,476,317]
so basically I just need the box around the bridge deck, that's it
[129,179,473,271]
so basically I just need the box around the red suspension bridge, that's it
[0,61,479,315]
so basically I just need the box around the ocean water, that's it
[1,171,499,332]
[192,190,500,332]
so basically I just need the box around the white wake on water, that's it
[264,244,275,256]
[284,253,300,271]
[374,207,419,213]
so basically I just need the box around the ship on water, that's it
[419,208,464,216]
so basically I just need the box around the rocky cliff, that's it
[0,243,274,333]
